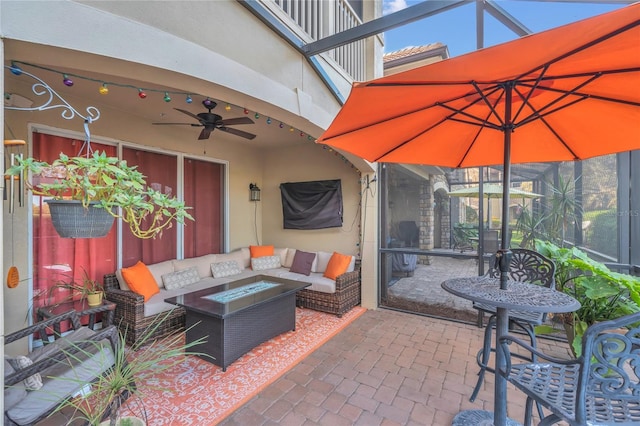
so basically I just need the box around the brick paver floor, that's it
[220,308,572,426]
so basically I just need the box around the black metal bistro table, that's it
[441,276,580,426]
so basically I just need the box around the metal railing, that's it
[272,0,366,81]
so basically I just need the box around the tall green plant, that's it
[536,240,640,356]
[545,175,583,247]
[514,205,548,249]
[52,311,210,425]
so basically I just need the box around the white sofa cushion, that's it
[173,254,217,279]
[283,248,296,268]
[274,248,288,266]
[251,255,281,271]
[211,260,243,278]
[216,250,248,269]
[162,266,200,290]
[146,260,175,289]
[312,251,333,273]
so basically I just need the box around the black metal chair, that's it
[469,248,556,404]
[500,311,640,426]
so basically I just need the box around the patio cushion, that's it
[162,266,200,290]
[147,260,175,289]
[250,245,274,258]
[324,252,352,280]
[290,250,316,275]
[173,254,217,278]
[251,255,281,271]
[121,261,160,302]
[312,251,333,273]
[211,260,243,278]
[6,356,42,390]
[283,248,296,268]
[4,359,27,409]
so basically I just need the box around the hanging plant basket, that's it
[46,200,115,239]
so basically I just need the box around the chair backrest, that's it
[483,230,499,254]
[576,312,640,424]
[488,248,556,289]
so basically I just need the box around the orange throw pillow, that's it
[323,252,352,280]
[121,261,160,302]
[250,245,274,258]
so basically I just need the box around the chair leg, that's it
[513,321,545,420]
[469,314,496,402]
[524,396,534,426]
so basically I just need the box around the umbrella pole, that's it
[493,83,515,426]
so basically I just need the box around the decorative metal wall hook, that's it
[4,64,101,153]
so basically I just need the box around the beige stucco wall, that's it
[1,0,381,345]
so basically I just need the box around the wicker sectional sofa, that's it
[104,247,361,345]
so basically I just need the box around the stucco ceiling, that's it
[4,63,317,150]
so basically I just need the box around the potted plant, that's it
[535,240,640,357]
[49,270,106,307]
[5,151,194,239]
[52,310,210,425]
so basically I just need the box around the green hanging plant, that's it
[5,151,194,239]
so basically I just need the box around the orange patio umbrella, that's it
[317,4,640,425]
[318,3,640,257]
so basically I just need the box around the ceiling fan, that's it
[153,100,256,140]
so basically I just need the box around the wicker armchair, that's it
[500,311,640,426]
[295,269,361,317]
[4,312,121,425]
[104,273,185,345]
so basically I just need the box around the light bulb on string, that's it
[254,112,260,119]
[99,83,109,95]
[266,117,272,125]
[289,127,294,132]
[279,122,284,128]
[186,95,193,104]
[244,108,249,115]
[62,74,74,87]
[9,62,22,75]
[203,98,215,108]
[163,92,171,102]
[300,131,305,137]
[225,104,231,111]
[138,89,147,99]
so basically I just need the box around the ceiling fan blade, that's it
[198,127,213,140]
[220,117,254,126]
[220,127,256,140]
[152,122,203,126]
[174,108,204,123]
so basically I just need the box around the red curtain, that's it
[121,147,177,267]
[183,158,223,257]
[32,134,117,309]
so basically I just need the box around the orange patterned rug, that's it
[121,306,366,425]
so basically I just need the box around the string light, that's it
[7,60,328,147]
[203,98,214,108]
[9,62,22,75]
[62,74,74,87]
